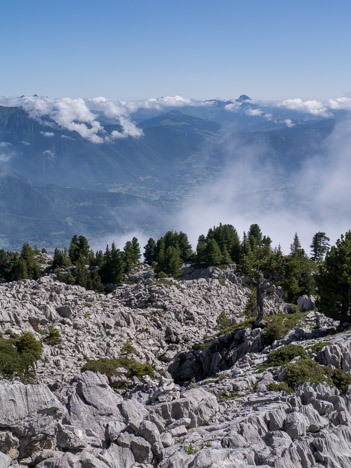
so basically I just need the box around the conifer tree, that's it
[195,235,207,268]
[310,232,330,261]
[316,231,351,320]
[144,238,157,265]
[131,237,141,264]
[162,246,183,278]
[204,239,222,266]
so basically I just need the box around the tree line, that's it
[0,224,350,322]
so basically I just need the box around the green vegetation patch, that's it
[279,357,351,394]
[329,368,351,395]
[267,344,307,366]
[263,312,307,344]
[309,341,330,354]
[209,317,256,339]
[82,357,155,380]
[216,311,231,330]
[218,390,245,401]
[267,382,294,393]
[284,358,332,387]
[151,278,184,290]
[43,326,61,346]
[0,332,42,380]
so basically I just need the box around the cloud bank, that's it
[174,118,351,254]
[1,93,351,144]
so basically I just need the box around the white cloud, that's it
[61,135,75,140]
[328,97,351,111]
[40,131,54,137]
[279,98,329,116]
[245,108,263,117]
[0,95,144,143]
[88,97,143,139]
[174,118,351,254]
[284,119,295,128]
[0,141,15,163]
[43,149,55,159]
[224,102,241,112]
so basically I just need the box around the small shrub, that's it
[267,344,307,366]
[218,390,244,400]
[245,290,257,317]
[0,333,42,380]
[120,340,136,357]
[209,317,256,339]
[310,341,330,354]
[5,329,17,339]
[186,444,198,455]
[329,368,351,395]
[82,357,154,381]
[267,382,294,393]
[263,312,307,344]
[215,274,227,287]
[151,279,183,290]
[16,332,43,360]
[284,358,332,387]
[216,311,231,330]
[43,326,61,346]
[156,271,168,279]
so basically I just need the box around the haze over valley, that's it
[0,94,350,252]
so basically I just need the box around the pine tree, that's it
[65,269,75,285]
[162,246,183,279]
[123,241,134,273]
[195,235,207,268]
[290,233,304,256]
[178,232,193,262]
[69,235,80,264]
[144,238,157,265]
[248,224,263,249]
[75,256,88,288]
[131,237,141,264]
[204,239,222,266]
[316,231,351,321]
[310,232,330,261]
[221,246,232,265]
[90,270,105,293]
[52,248,70,269]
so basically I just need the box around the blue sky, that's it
[1,0,351,100]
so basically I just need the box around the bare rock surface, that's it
[1,268,351,466]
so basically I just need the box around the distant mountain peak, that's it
[236,94,251,102]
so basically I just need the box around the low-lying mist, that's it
[172,118,351,253]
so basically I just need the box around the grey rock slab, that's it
[300,404,329,432]
[0,451,11,468]
[56,305,72,319]
[105,421,127,442]
[130,435,153,463]
[266,408,287,431]
[0,381,64,458]
[161,431,174,447]
[98,443,135,468]
[154,388,218,429]
[56,424,87,450]
[66,372,123,441]
[169,425,187,437]
[284,412,309,440]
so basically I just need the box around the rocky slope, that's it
[0,266,351,467]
